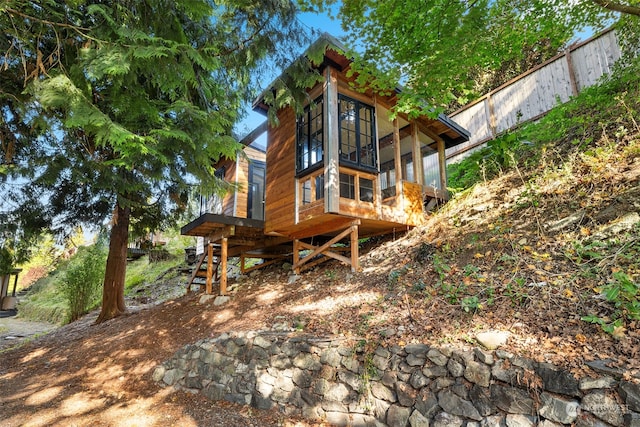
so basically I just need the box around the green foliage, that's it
[582,271,640,337]
[0,246,13,275]
[320,0,613,116]
[60,246,107,322]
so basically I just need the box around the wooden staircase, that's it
[186,251,220,293]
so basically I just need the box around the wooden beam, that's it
[206,243,214,295]
[411,123,424,185]
[293,225,355,272]
[297,241,352,265]
[293,239,301,275]
[350,224,359,272]
[208,225,235,243]
[393,118,403,181]
[219,237,228,295]
[436,136,448,199]
[186,252,207,293]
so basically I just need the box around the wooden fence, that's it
[447,28,622,162]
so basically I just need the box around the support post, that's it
[220,237,228,295]
[350,224,359,272]
[206,243,214,295]
[293,239,301,275]
[393,118,403,181]
[436,137,448,199]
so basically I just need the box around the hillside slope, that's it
[0,61,638,426]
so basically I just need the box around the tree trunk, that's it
[96,203,130,323]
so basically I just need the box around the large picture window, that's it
[296,96,324,174]
[338,95,376,171]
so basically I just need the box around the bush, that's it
[60,245,106,322]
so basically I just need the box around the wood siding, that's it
[264,107,297,234]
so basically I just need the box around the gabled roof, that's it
[252,33,470,147]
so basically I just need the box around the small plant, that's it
[60,245,106,322]
[505,277,530,306]
[387,265,408,287]
[461,295,482,313]
[582,271,639,337]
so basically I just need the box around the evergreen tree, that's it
[1,0,312,322]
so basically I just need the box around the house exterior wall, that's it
[264,106,297,235]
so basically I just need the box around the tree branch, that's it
[589,0,640,16]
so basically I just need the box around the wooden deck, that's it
[180,212,416,295]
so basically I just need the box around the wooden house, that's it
[181,34,470,294]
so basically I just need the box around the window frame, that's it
[338,94,377,173]
[296,95,324,176]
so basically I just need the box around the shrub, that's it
[60,245,106,322]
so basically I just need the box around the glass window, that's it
[301,179,311,205]
[359,178,374,203]
[338,95,376,171]
[339,173,355,200]
[296,97,324,174]
[315,174,325,201]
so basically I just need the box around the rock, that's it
[469,384,496,417]
[539,392,579,424]
[409,409,430,427]
[476,331,510,350]
[152,366,166,382]
[198,294,216,304]
[415,388,440,420]
[422,365,448,378]
[481,415,505,427]
[536,362,580,397]
[407,353,427,366]
[490,384,535,415]
[464,360,491,387]
[405,344,430,356]
[447,358,465,377]
[546,210,585,232]
[624,412,640,427]
[371,382,397,403]
[579,376,618,390]
[620,381,640,412]
[582,390,625,426]
[474,348,494,365]
[586,359,626,379]
[293,353,322,371]
[396,381,418,406]
[437,390,482,421]
[538,421,563,427]
[505,414,535,427]
[426,349,449,366]
[409,370,430,389]
[213,295,230,306]
[387,405,412,427]
[432,412,464,427]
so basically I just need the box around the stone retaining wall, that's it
[153,331,640,426]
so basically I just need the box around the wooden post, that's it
[565,48,579,96]
[293,239,300,275]
[206,243,214,295]
[220,237,228,295]
[393,118,402,182]
[436,137,448,199]
[350,224,359,272]
[411,123,423,185]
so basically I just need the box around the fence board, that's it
[448,28,622,164]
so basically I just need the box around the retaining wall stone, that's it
[154,331,640,426]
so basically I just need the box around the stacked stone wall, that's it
[154,331,640,426]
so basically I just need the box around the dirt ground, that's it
[0,152,638,426]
